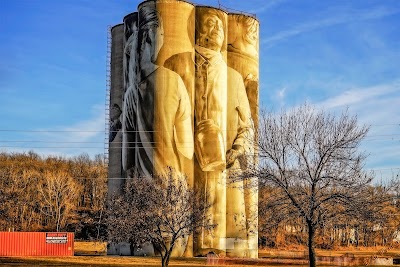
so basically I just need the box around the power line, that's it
[368,167,400,171]
[0,130,105,133]
[0,146,162,150]
[367,134,400,137]
[1,132,399,139]
[0,129,263,133]
[363,139,400,142]
[0,127,399,134]
[370,124,400,127]
[0,146,104,149]
[3,172,398,181]
[0,140,105,144]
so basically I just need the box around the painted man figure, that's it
[165,7,253,256]
[122,6,193,178]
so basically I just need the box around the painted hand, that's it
[226,148,241,169]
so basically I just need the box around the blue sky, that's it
[0,0,399,179]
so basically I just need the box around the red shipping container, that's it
[0,232,74,256]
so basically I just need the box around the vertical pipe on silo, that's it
[108,24,125,196]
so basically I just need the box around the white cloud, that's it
[274,87,287,108]
[315,81,400,110]
[10,104,108,158]
[262,6,400,47]
[55,105,106,142]
[277,87,286,99]
[312,80,400,181]
[248,0,287,14]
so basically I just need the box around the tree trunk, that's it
[162,253,170,267]
[307,221,316,267]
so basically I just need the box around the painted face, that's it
[244,22,258,47]
[150,24,164,63]
[130,21,137,33]
[199,14,224,50]
[111,105,121,120]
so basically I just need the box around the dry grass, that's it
[259,245,400,258]
[1,242,398,266]
[74,241,108,255]
[0,256,312,267]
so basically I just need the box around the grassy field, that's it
[0,242,398,266]
[74,241,108,256]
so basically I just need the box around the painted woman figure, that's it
[122,13,138,177]
[129,4,193,178]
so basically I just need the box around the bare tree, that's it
[353,180,400,246]
[70,153,108,240]
[38,170,82,232]
[239,105,371,267]
[107,170,213,267]
[0,152,43,231]
[0,151,107,235]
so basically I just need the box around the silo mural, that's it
[108,24,124,196]
[121,12,138,180]
[194,6,229,256]
[227,13,260,259]
[227,14,259,125]
[108,0,259,258]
